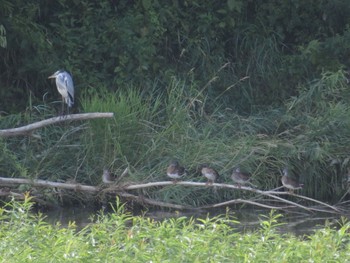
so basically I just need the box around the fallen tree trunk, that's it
[0,112,114,137]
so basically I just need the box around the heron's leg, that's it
[61,97,65,115]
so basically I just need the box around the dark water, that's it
[42,206,345,235]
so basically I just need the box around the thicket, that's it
[1,1,350,204]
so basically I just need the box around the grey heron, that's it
[48,70,74,114]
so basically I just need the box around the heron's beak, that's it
[48,74,56,79]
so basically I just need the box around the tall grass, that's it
[1,198,350,262]
[1,70,350,204]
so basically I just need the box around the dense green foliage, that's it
[1,198,350,262]
[1,1,350,203]
[1,1,350,111]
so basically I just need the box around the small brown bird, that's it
[102,168,117,184]
[200,164,219,184]
[102,167,129,184]
[281,168,303,193]
[231,167,256,188]
[166,161,186,182]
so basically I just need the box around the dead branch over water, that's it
[0,177,343,214]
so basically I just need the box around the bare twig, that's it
[0,112,114,137]
[117,192,195,210]
[337,188,350,204]
[262,190,341,213]
[291,193,341,213]
[199,199,291,210]
[256,191,313,212]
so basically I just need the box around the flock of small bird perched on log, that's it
[102,160,304,193]
[166,161,303,193]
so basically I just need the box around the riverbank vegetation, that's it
[1,1,350,205]
[1,72,350,206]
[0,197,349,262]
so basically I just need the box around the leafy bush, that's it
[1,198,350,262]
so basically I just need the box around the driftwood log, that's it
[0,177,344,214]
[0,112,114,137]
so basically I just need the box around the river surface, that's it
[41,205,347,235]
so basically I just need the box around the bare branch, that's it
[120,181,258,191]
[117,192,195,210]
[291,193,342,213]
[0,177,343,213]
[199,199,290,210]
[0,112,114,137]
[0,177,100,192]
